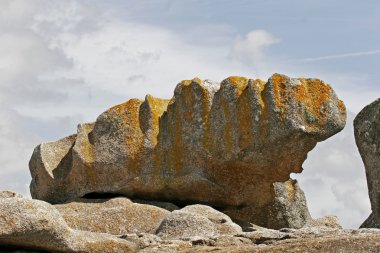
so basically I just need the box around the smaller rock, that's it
[0,194,136,253]
[179,205,242,235]
[360,213,380,228]
[0,191,23,198]
[155,205,242,240]
[304,215,342,229]
[354,98,380,228]
[55,197,170,234]
[156,210,218,240]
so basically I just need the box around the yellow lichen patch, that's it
[270,74,334,125]
[226,76,249,96]
[81,124,95,165]
[143,95,170,146]
[338,100,346,113]
[295,78,332,124]
[108,99,145,175]
[284,180,296,202]
[254,79,266,108]
[269,73,291,114]
[238,79,267,149]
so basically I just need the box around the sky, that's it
[0,0,379,228]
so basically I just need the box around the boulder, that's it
[0,192,136,252]
[155,205,242,240]
[55,197,170,234]
[354,98,380,228]
[29,74,346,228]
[304,215,342,229]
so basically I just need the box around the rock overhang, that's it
[29,73,346,229]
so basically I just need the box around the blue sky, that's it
[0,0,379,228]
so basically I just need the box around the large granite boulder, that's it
[0,192,136,252]
[29,74,346,228]
[354,98,380,228]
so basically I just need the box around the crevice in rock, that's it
[82,192,125,199]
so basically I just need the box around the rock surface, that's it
[354,98,380,228]
[55,197,171,235]
[29,74,346,228]
[0,192,136,253]
[0,191,376,253]
[156,205,242,240]
[137,227,380,253]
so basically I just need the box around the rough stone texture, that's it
[259,179,312,229]
[156,205,242,240]
[0,193,136,252]
[179,205,243,235]
[361,212,380,228]
[0,191,23,198]
[304,215,342,229]
[55,197,170,234]
[139,227,380,253]
[29,74,346,228]
[354,98,380,229]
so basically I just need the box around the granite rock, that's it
[29,74,346,228]
[55,197,170,234]
[354,98,380,228]
[0,192,136,253]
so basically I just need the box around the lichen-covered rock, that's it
[354,98,380,228]
[55,197,170,234]
[29,74,346,228]
[0,192,136,253]
[156,205,242,240]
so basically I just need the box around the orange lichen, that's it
[143,95,170,146]
[226,76,249,96]
[338,100,345,113]
[270,74,334,125]
[80,125,96,181]
[295,78,332,123]
[284,180,296,202]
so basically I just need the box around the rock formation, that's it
[0,192,136,252]
[55,197,172,234]
[5,191,380,253]
[355,98,380,228]
[29,73,346,229]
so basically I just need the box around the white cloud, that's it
[230,30,280,71]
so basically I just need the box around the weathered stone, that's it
[29,74,346,228]
[304,215,342,229]
[156,211,219,240]
[29,134,76,203]
[0,192,136,252]
[0,191,23,198]
[354,98,380,228]
[227,179,312,230]
[156,205,242,240]
[141,226,380,252]
[55,197,170,234]
[361,212,380,228]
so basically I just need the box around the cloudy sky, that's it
[1,0,379,228]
